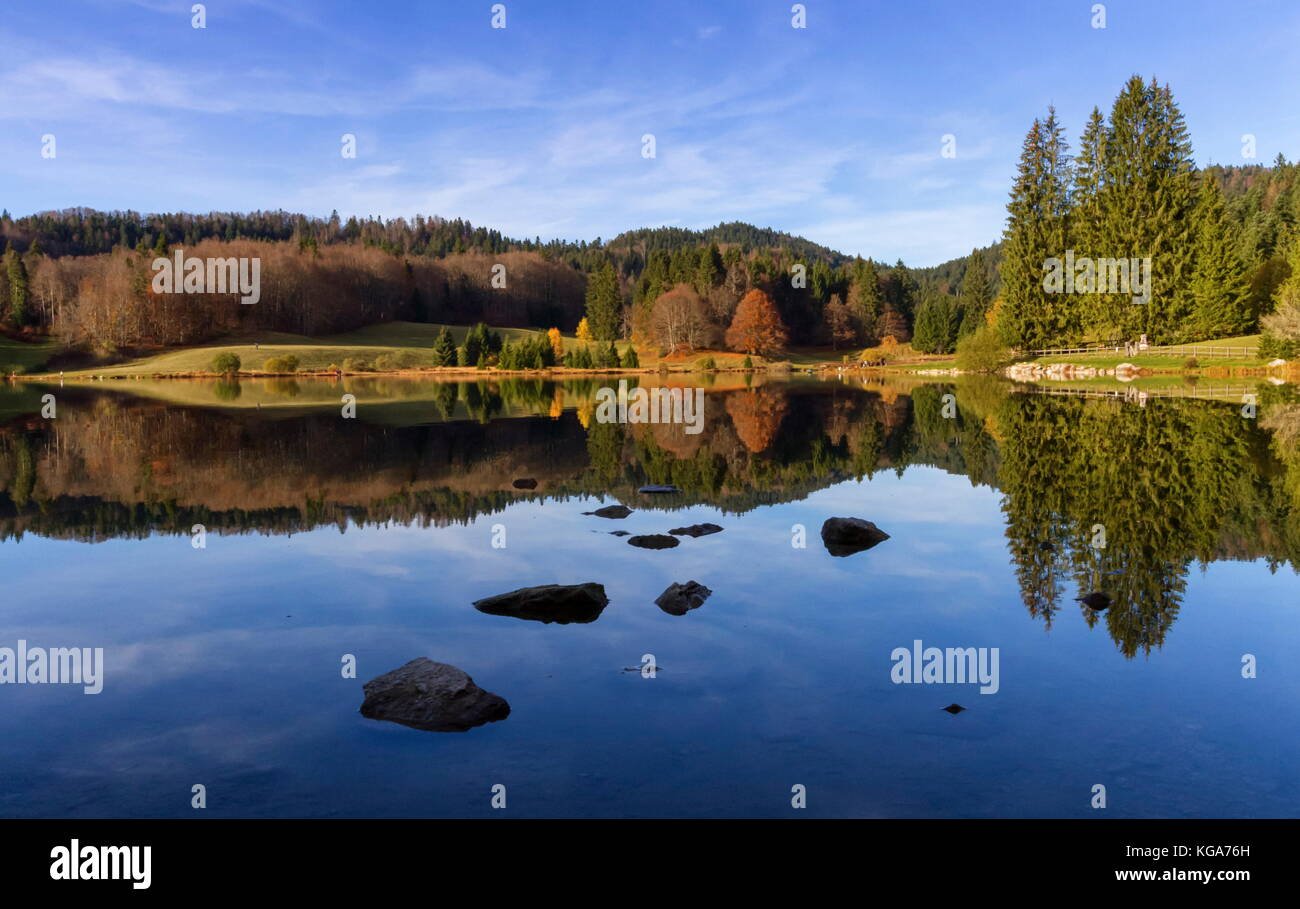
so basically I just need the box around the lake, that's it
[1,374,1297,818]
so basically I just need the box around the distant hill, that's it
[607,222,848,266]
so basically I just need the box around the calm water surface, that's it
[1,375,1297,817]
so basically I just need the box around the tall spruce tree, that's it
[1190,174,1253,337]
[1071,106,1109,340]
[584,260,622,341]
[5,249,28,327]
[1001,108,1072,348]
[849,258,883,341]
[958,248,992,335]
[1100,76,1197,342]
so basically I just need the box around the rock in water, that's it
[820,517,891,557]
[512,478,537,489]
[628,534,680,550]
[638,484,681,494]
[942,704,966,715]
[1077,592,1111,611]
[473,582,610,624]
[583,504,632,519]
[655,580,712,615]
[359,658,510,732]
[668,523,723,538]
[609,530,630,537]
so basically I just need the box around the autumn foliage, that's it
[724,289,788,357]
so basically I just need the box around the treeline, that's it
[998,75,1300,348]
[0,240,586,351]
[581,244,930,354]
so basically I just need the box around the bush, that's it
[1183,356,1199,369]
[1259,334,1299,361]
[342,356,373,372]
[620,345,640,369]
[696,356,716,370]
[742,355,753,369]
[263,354,299,373]
[953,324,1010,373]
[375,351,419,371]
[211,352,241,374]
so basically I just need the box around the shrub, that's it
[375,352,418,371]
[954,323,1010,373]
[620,345,640,368]
[211,352,241,374]
[1183,356,1200,369]
[742,355,753,369]
[696,356,716,370]
[342,356,372,372]
[263,354,299,373]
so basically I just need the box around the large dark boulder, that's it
[359,658,510,732]
[473,582,610,624]
[669,523,723,538]
[820,517,890,557]
[583,504,632,519]
[512,478,537,490]
[628,534,680,550]
[655,580,712,616]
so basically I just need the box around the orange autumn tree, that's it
[547,326,564,361]
[725,289,788,358]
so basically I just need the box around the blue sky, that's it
[1,0,1298,265]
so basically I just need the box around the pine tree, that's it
[1072,106,1108,339]
[849,258,883,341]
[957,249,992,335]
[584,261,621,340]
[1190,174,1253,337]
[1100,76,1196,342]
[431,326,456,366]
[1000,108,1072,348]
[5,249,29,327]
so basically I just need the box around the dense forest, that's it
[1,77,1296,361]
[998,75,1300,350]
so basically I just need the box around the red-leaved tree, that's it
[725,289,788,357]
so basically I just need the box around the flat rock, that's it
[628,534,680,550]
[655,580,712,615]
[609,530,630,537]
[583,504,632,519]
[638,484,681,494]
[669,523,723,538]
[820,517,891,557]
[473,582,610,624]
[359,658,510,732]
[512,478,538,489]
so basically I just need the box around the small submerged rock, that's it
[655,580,712,616]
[638,484,681,494]
[820,517,890,557]
[1077,592,1111,611]
[512,478,537,490]
[609,530,630,537]
[942,703,966,715]
[628,534,679,550]
[669,523,723,538]
[473,582,610,624]
[359,658,510,732]
[583,504,632,519]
